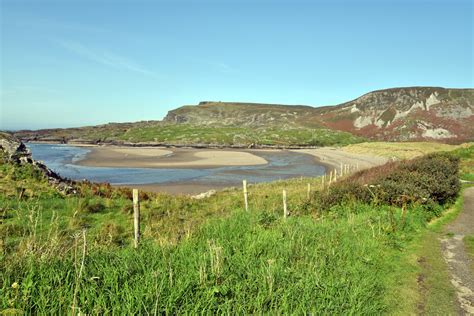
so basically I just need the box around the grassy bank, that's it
[14,123,365,147]
[1,146,472,314]
[1,201,443,314]
[344,141,469,160]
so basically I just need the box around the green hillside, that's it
[12,87,474,145]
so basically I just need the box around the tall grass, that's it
[1,148,469,313]
[1,204,431,314]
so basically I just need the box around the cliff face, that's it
[320,87,473,141]
[163,87,474,142]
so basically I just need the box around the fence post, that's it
[283,189,288,218]
[329,170,333,184]
[307,183,311,199]
[334,169,337,182]
[133,189,140,248]
[243,180,249,211]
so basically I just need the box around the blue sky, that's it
[1,0,472,130]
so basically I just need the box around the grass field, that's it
[343,141,468,159]
[1,144,472,314]
[13,123,366,147]
[119,124,365,147]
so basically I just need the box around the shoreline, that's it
[25,139,322,150]
[28,141,388,195]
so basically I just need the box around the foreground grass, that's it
[2,203,434,314]
[1,146,472,314]
[0,183,461,314]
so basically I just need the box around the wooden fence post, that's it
[307,183,311,199]
[283,189,288,218]
[334,169,337,182]
[243,180,249,211]
[133,189,140,248]
[329,171,333,184]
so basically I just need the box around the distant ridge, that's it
[164,87,473,142]
[12,87,474,145]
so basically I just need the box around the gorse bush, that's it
[317,152,460,211]
[379,152,459,205]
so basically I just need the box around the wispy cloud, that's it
[211,62,237,73]
[56,40,157,77]
[193,59,238,74]
[212,62,238,74]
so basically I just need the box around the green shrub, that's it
[317,152,460,212]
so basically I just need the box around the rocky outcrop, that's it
[323,87,473,142]
[162,88,473,142]
[0,132,31,163]
[0,133,76,195]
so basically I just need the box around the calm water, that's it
[27,143,325,186]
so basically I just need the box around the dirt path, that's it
[440,187,474,315]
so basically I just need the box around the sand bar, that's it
[77,146,268,168]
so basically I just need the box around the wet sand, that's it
[78,147,268,169]
[90,146,388,195]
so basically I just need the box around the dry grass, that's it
[343,142,471,160]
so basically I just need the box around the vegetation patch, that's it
[316,152,460,211]
[0,144,471,313]
[343,141,468,160]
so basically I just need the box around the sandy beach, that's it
[72,145,388,195]
[291,147,388,171]
[77,147,268,168]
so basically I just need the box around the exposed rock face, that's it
[0,132,31,163]
[164,87,474,143]
[324,87,473,141]
[0,133,76,194]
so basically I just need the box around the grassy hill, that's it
[1,141,472,313]
[11,87,473,146]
